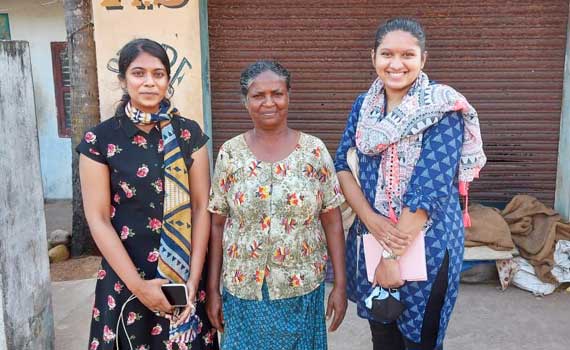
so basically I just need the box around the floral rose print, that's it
[103,325,115,343]
[85,131,97,144]
[180,128,191,141]
[119,181,136,198]
[120,225,135,240]
[147,249,159,262]
[147,218,162,233]
[150,324,163,336]
[114,281,124,294]
[136,164,149,178]
[107,144,122,157]
[89,338,100,350]
[127,312,141,326]
[198,290,207,303]
[78,117,215,346]
[203,329,217,345]
[92,307,100,321]
[132,135,147,149]
[151,179,163,193]
[107,295,116,310]
[166,342,188,350]
[97,269,106,280]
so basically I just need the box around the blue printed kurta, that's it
[335,94,465,348]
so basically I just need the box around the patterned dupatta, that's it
[355,72,486,226]
[125,101,200,345]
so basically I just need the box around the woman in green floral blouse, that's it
[206,60,348,349]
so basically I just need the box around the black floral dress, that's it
[77,111,219,350]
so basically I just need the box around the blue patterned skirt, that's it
[221,282,326,350]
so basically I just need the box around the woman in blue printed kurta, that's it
[335,18,485,350]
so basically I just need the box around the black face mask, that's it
[370,291,405,323]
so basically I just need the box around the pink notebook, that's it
[362,232,427,282]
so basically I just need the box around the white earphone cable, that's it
[115,293,138,350]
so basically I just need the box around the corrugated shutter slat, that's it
[208,0,569,206]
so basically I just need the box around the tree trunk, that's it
[64,0,100,256]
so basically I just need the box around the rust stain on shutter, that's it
[208,0,569,206]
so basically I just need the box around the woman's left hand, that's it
[378,238,407,257]
[173,281,197,327]
[326,285,347,332]
[373,259,404,289]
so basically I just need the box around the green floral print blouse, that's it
[208,132,345,300]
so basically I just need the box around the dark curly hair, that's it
[239,60,291,103]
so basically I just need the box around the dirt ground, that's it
[46,200,101,281]
[50,255,101,282]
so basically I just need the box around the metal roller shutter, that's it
[208,0,569,205]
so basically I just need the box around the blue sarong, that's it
[221,282,326,350]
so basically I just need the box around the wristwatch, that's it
[382,249,400,260]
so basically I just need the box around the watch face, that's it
[382,249,397,260]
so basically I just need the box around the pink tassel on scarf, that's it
[459,181,471,227]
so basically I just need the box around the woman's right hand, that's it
[206,289,224,332]
[131,278,174,315]
[362,212,410,253]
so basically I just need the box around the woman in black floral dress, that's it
[77,39,218,350]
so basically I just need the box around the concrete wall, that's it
[0,276,6,350]
[1,0,70,199]
[0,41,54,350]
[556,5,570,221]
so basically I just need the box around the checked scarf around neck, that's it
[355,72,486,227]
[125,101,200,345]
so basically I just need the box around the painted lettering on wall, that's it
[106,43,192,96]
[101,0,189,10]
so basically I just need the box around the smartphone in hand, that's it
[161,283,188,307]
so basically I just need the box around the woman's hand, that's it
[206,289,224,332]
[131,278,174,315]
[173,281,198,327]
[373,259,404,289]
[326,286,347,332]
[363,212,410,255]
